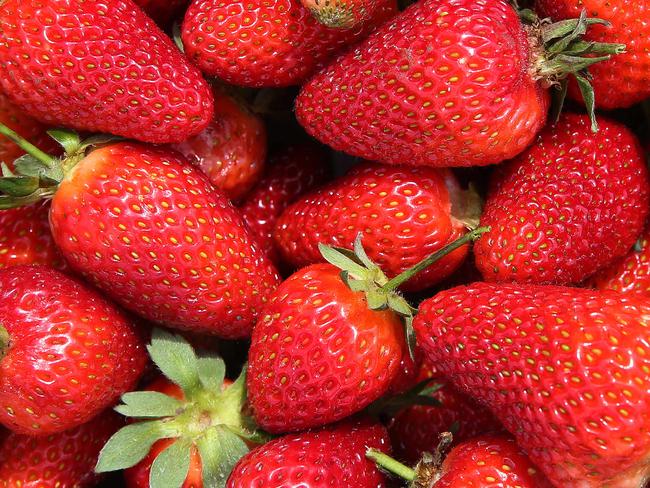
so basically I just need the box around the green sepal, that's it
[549,79,569,125]
[150,438,192,488]
[634,239,644,252]
[0,176,40,197]
[115,391,184,418]
[13,154,64,182]
[197,426,250,488]
[404,316,417,361]
[197,356,226,393]
[78,133,123,152]
[574,72,597,132]
[366,378,444,419]
[318,241,368,279]
[172,22,185,53]
[1,162,14,177]
[147,328,201,397]
[47,129,81,155]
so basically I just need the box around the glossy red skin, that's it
[133,0,190,26]
[434,435,552,488]
[239,143,330,263]
[296,0,549,167]
[0,203,67,271]
[591,224,650,295]
[414,282,650,488]
[0,266,146,435]
[0,0,213,144]
[227,419,390,487]
[536,0,650,109]
[248,263,405,433]
[0,410,123,487]
[475,113,650,285]
[172,91,267,202]
[181,0,397,87]
[50,143,280,338]
[274,163,469,292]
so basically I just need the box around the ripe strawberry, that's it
[227,419,390,487]
[172,89,267,202]
[134,0,190,26]
[238,142,330,263]
[0,203,67,270]
[296,0,623,167]
[301,0,384,29]
[413,282,650,487]
[0,129,280,338]
[0,265,146,435]
[0,410,123,487]
[181,0,397,87]
[275,163,478,291]
[590,224,650,295]
[0,0,214,144]
[536,0,650,109]
[475,113,649,285]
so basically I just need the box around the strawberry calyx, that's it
[95,328,269,487]
[522,9,626,131]
[308,3,356,30]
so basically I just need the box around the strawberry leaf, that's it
[197,425,250,488]
[150,438,192,488]
[0,176,40,197]
[147,328,201,397]
[47,129,81,155]
[115,391,184,418]
[197,356,226,392]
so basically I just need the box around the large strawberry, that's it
[172,88,267,201]
[474,113,649,285]
[0,128,280,338]
[227,419,390,487]
[181,0,397,87]
[413,282,650,487]
[296,0,623,167]
[0,265,146,435]
[536,0,650,109]
[0,0,213,144]
[134,0,190,26]
[0,410,123,487]
[274,163,478,291]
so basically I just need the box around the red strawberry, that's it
[0,265,146,435]
[0,203,67,270]
[0,129,280,338]
[238,142,330,262]
[181,0,397,87]
[0,0,213,144]
[590,223,650,295]
[172,89,267,202]
[474,113,649,285]
[274,163,477,291]
[134,0,190,26]
[296,0,623,168]
[536,0,650,109]
[413,282,650,487]
[0,410,123,487]
[227,419,390,487]
[300,0,385,29]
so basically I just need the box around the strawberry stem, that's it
[0,122,56,167]
[382,226,490,292]
[366,449,416,481]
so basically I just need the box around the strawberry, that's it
[134,0,190,26]
[296,0,624,168]
[0,128,280,338]
[413,282,650,487]
[172,89,267,202]
[0,0,213,144]
[0,203,67,270]
[238,142,330,263]
[181,0,397,87]
[227,419,391,487]
[474,113,649,285]
[0,265,146,435]
[536,0,650,109]
[590,224,650,295]
[274,163,478,291]
[300,0,385,29]
[0,410,123,487]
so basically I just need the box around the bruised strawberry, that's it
[134,0,190,26]
[301,0,386,29]
[0,0,213,143]
[0,266,146,435]
[414,282,650,487]
[475,113,649,285]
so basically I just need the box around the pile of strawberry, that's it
[0,0,649,486]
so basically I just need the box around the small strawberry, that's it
[238,142,330,262]
[296,0,623,167]
[474,113,649,285]
[181,0,397,87]
[0,410,123,487]
[0,202,67,270]
[0,0,214,144]
[536,0,650,109]
[0,127,280,338]
[274,163,479,291]
[413,282,650,487]
[134,0,190,26]
[0,265,146,435]
[590,224,650,295]
[301,0,385,29]
[227,419,391,487]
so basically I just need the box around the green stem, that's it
[366,449,416,481]
[0,122,56,167]
[382,226,490,292]
[0,324,10,362]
